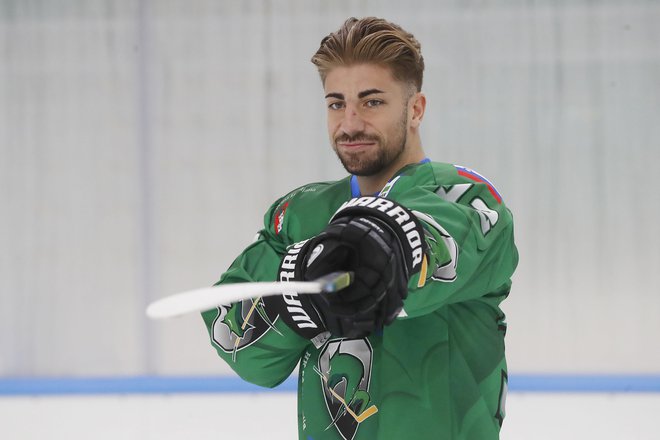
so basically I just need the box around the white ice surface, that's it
[1,392,658,439]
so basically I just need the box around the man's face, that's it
[324,64,414,177]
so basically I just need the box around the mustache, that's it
[334,133,380,144]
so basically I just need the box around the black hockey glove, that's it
[268,197,427,343]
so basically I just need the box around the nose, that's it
[339,105,366,136]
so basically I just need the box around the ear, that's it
[409,92,426,129]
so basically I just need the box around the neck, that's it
[356,139,425,195]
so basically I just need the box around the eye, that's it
[365,99,383,108]
[328,101,344,110]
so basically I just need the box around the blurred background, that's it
[1,0,659,438]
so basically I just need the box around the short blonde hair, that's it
[311,17,424,92]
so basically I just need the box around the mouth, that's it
[337,141,376,149]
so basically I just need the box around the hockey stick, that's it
[146,271,353,319]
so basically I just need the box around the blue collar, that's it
[350,158,430,197]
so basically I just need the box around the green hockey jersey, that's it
[202,161,518,439]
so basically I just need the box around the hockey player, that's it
[202,17,518,439]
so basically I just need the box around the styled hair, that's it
[311,17,424,92]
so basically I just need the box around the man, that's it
[202,17,518,439]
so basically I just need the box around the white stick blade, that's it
[145,281,322,319]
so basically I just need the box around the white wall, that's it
[1,0,659,377]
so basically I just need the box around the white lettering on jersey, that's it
[435,184,472,203]
[470,198,499,235]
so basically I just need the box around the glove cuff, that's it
[265,240,331,348]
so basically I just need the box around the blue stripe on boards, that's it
[509,374,660,393]
[1,374,659,396]
[0,376,297,396]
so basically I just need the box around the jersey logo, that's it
[412,210,459,283]
[210,298,281,361]
[454,165,502,204]
[378,175,400,197]
[273,202,289,235]
[314,339,378,440]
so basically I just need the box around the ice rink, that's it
[2,391,659,439]
[2,376,659,439]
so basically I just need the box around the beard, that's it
[333,108,408,177]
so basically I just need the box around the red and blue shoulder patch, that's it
[454,165,503,204]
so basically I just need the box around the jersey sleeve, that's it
[200,198,311,388]
[388,169,518,318]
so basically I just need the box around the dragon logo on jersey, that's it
[314,339,378,440]
[412,210,459,283]
[211,298,281,361]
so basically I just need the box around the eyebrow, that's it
[358,88,385,99]
[324,89,386,100]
